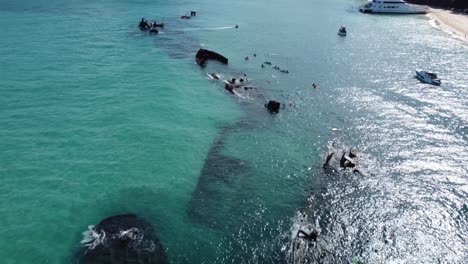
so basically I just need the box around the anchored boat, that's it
[360,0,427,14]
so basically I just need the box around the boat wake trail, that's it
[181,26,235,31]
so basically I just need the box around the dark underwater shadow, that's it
[186,123,250,229]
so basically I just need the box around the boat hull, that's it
[415,71,441,86]
[360,9,426,14]
[359,1,427,14]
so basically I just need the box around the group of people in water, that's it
[245,53,289,73]
[138,18,163,34]
[223,74,255,94]
[139,18,161,29]
[229,76,248,84]
[261,61,289,73]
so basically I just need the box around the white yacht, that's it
[360,0,427,14]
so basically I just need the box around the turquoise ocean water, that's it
[1,0,467,263]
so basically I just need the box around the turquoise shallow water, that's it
[1,0,467,263]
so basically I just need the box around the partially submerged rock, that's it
[340,152,356,168]
[76,214,168,264]
[195,48,228,66]
[264,100,283,113]
[323,146,364,175]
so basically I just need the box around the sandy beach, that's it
[427,8,468,42]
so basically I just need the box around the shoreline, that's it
[426,7,468,42]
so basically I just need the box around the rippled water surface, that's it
[0,0,467,263]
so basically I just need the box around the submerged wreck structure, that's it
[264,100,284,113]
[195,48,228,66]
[323,148,362,175]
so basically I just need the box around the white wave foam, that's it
[81,225,106,250]
[118,227,140,241]
[79,221,161,254]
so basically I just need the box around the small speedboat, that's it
[338,26,347,36]
[415,70,441,86]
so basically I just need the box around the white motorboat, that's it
[360,0,427,14]
[338,26,347,36]
[415,70,441,86]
